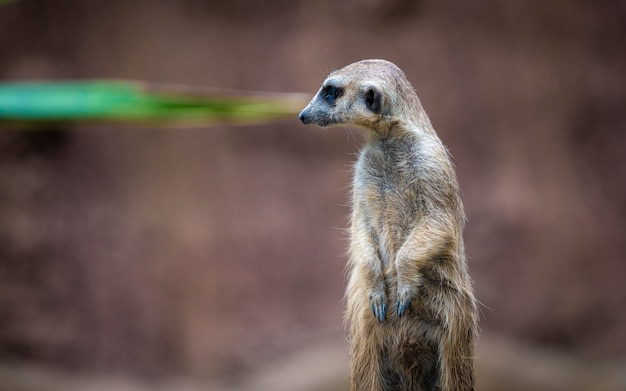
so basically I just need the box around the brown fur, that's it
[299,59,477,391]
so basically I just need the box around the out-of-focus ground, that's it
[1,0,625,390]
[2,336,626,391]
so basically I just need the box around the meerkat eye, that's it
[365,88,382,114]
[321,85,343,105]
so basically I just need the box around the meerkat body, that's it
[299,60,477,391]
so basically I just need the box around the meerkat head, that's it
[298,59,422,132]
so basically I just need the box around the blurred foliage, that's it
[0,81,308,127]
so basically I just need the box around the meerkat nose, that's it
[298,110,310,124]
[298,110,309,125]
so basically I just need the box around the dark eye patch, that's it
[321,84,343,105]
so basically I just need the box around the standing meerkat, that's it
[299,59,477,391]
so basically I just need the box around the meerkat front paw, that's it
[368,289,387,323]
[396,284,415,317]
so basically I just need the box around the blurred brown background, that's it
[1,1,625,390]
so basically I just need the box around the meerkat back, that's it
[299,59,477,391]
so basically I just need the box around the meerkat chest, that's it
[353,144,423,261]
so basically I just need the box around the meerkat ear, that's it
[365,88,383,114]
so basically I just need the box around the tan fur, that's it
[299,59,477,391]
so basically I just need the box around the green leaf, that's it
[0,80,309,127]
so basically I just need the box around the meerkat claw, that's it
[377,303,387,323]
[371,302,386,323]
[396,286,412,317]
[369,294,387,322]
[396,299,410,317]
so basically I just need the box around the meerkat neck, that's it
[367,115,434,144]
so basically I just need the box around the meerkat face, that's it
[298,60,421,132]
[299,61,399,130]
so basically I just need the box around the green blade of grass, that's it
[0,80,309,126]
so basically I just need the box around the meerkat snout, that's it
[298,83,344,127]
[297,110,310,124]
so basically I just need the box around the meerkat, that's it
[299,59,477,391]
